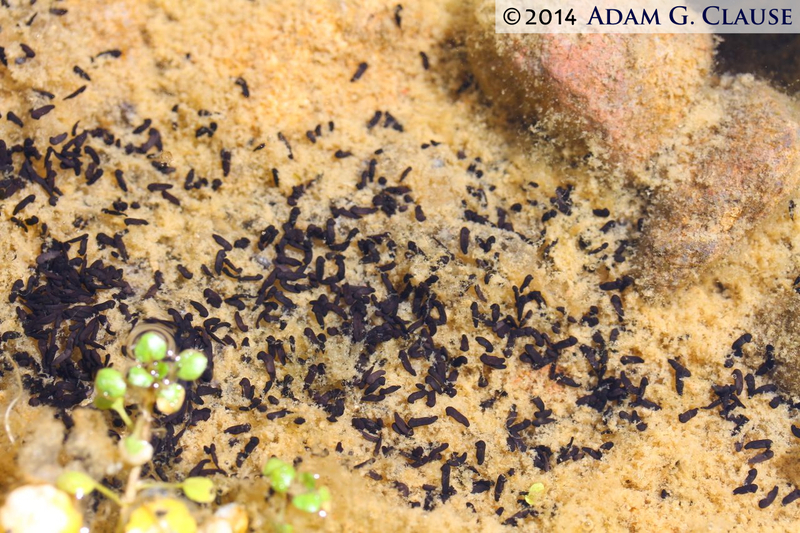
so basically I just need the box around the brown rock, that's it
[466,1,800,293]
[465,1,714,169]
[636,78,800,291]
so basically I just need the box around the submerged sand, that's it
[0,1,799,531]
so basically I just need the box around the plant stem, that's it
[112,400,134,429]
[123,408,152,504]
[93,483,123,506]
[117,393,154,532]
[137,481,180,491]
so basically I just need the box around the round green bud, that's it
[156,383,185,415]
[181,477,215,504]
[263,458,295,494]
[95,368,126,400]
[291,491,323,514]
[56,471,97,498]
[133,331,168,363]
[120,436,153,466]
[175,350,207,381]
[127,367,155,388]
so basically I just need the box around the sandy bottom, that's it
[1,1,800,531]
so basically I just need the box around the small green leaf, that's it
[93,395,116,410]
[299,472,317,490]
[127,366,155,388]
[525,482,545,505]
[153,361,170,380]
[291,491,323,513]
[318,486,331,504]
[263,458,295,494]
[262,457,288,476]
[156,383,185,415]
[95,368,127,399]
[175,349,207,381]
[270,465,295,494]
[56,471,97,497]
[181,477,215,503]
[274,523,293,533]
[121,436,153,466]
[133,331,168,363]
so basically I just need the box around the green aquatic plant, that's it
[2,322,250,533]
[263,458,332,532]
[55,471,214,507]
[58,324,213,530]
